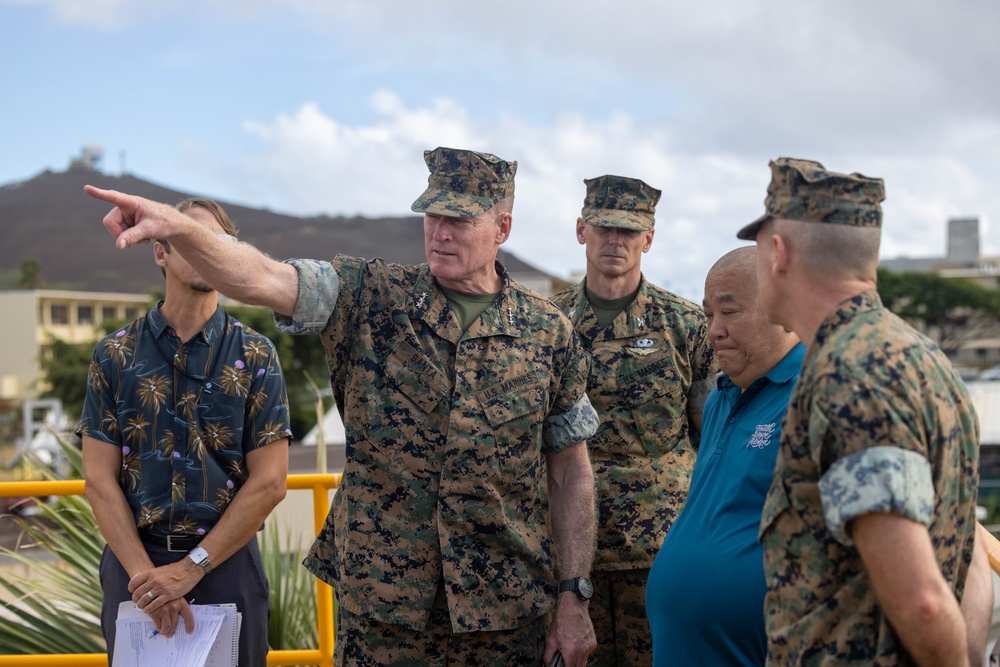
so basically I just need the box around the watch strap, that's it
[188,547,214,575]
[558,578,578,595]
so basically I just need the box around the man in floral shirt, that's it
[79,198,291,667]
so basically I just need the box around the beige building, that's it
[0,289,152,400]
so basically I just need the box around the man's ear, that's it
[153,241,168,269]
[641,228,655,253]
[772,233,790,277]
[496,212,513,244]
[575,218,588,245]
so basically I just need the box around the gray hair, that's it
[773,218,880,279]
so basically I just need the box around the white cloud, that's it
[2,0,151,29]
[195,90,1000,302]
[8,0,999,301]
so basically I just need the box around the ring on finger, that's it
[146,590,154,600]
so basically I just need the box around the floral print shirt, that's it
[78,302,291,537]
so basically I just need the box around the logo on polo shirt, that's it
[747,423,776,449]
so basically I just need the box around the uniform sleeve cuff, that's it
[543,393,599,453]
[273,259,339,334]
[819,446,934,546]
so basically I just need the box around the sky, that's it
[2,0,999,301]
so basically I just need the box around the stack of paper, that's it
[113,601,242,667]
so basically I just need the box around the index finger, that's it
[85,184,149,248]
[84,184,134,208]
[179,600,196,634]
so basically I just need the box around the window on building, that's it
[78,305,95,325]
[102,306,117,322]
[124,307,139,321]
[50,304,68,325]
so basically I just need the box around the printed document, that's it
[113,602,231,667]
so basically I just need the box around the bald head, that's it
[707,246,758,286]
[704,246,798,389]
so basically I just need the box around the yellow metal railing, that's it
[0,473,341,667]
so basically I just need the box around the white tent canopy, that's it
[301,407,347,447]
[966,381,1000,446]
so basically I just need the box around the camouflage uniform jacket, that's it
[276,256,598,632]
[760,291,979,666]
[550,276,717,570]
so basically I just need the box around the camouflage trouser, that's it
[334,585,549,667]
[587,568,653,667]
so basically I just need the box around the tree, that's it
[877,268,1000,356]
[18,257,43,289]
[38,337,93,421]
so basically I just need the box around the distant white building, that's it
[881,217,1000,291]
[880,217,1000,370]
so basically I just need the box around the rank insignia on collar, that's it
[415,292,428,308]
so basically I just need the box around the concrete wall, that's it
[0,293,40,400]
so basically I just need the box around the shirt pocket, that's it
[624,378,687,457]
[196,388,249,448]
[478,375,545,479]
[357,340,450,460]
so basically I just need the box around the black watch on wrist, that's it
[557,576,594,601]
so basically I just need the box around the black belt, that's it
[139,530,203,552]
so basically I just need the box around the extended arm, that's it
[128,438,289,611]
[853,512,970,667]
[543,441,597,667]
[84,185,299,315]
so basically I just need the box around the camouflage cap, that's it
[581,175,661,231]
[737,157,885,240]
[411,147,516,218]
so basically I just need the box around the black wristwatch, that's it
[558,576,594,601]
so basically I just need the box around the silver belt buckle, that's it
[165,535,186,552]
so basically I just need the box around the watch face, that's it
[189,546,208,563]
[578,577,594,600]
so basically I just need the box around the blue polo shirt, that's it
[646,343,805,667]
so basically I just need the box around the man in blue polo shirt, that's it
[646,246,802,666]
